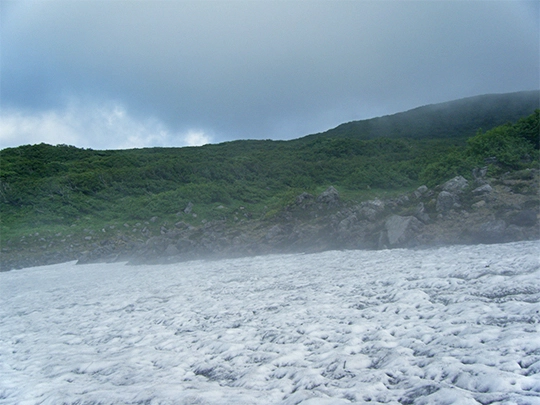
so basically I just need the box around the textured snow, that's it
[1,241,539,405]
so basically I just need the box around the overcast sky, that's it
[1,1,538,150]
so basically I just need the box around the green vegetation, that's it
[308,90,540,141]
[1,100,538,247]
[0,138,447,236]
[421,110,539,186]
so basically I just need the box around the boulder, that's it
[384,215,423,246]
[414,185,429,199]
[415,202,430,223]
[472,184,493,194]
[472,200,486,209]
[295,192,314,206]
[442,176,468,193]
[317,186,340,205]
[184,202,194,214]
[472,167,488,185]
[358,199,385,221]
[436,191,459,212]
[337,214,358,235]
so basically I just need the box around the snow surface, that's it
[1,241,539,405]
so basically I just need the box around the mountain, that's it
[301,90,539,141]
[1,91,538,270]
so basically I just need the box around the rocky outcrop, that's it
[1,170,538,271]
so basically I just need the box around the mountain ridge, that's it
[300,89,539,142]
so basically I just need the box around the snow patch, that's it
[1,241,539,404]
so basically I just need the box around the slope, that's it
[301,90,539,141]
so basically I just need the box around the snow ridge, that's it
[1,241,539,404]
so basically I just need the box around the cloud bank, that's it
[0,102,212,149]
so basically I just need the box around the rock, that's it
[317,186,340,205]
[385,215,423,246]
[395,195,410,205]
[365,198,385,210]
[472,200,486,209]
[469,220,507,243]
[508,210,538,227]
[175,221,189,229]
[415,202,430,223]
[436,191,459,212]
[184,202,194,214]
[442,176,469,193]
[295,192,314,207]
[145,236,167,249]
[265,225,284,241]
[176,238,196,252]
[414,185,429,199]
[358,199,385,221]
[338,214,358,235]
[164,244,179,256]
[296,192,313,204]
[472,167,488,185]
[472,184,493,194]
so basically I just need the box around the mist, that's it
[1,241,539,403]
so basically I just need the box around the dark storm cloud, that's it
[1,1,538,148]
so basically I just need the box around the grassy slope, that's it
[1,91,538,247]
[304,90,539,140]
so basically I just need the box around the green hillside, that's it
[1,92,538,251]
[304,90,539,141]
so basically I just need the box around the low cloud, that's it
[184,130,212,147]
[0,101,213,150]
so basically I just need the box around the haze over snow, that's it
[1,241,539,404]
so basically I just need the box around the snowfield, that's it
[1,241,539,405]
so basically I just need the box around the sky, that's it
[1,1,539,150]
